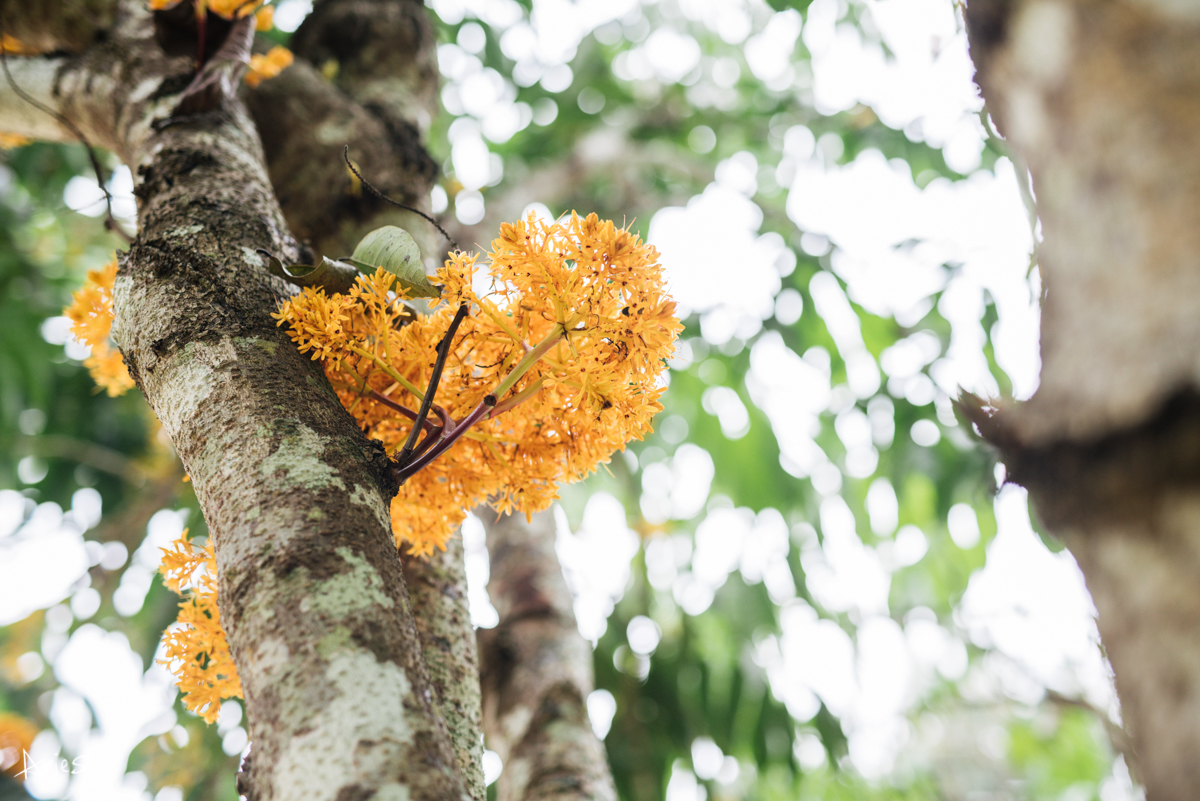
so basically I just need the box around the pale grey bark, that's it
[2,3,470,799]
[404,538,487,801]
[964,2,1200,799]
[479,510,617,801]
[0,56,77,142]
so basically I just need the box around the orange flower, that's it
[63,258,136,397]
[158,531,241,723]
[245,46,293,87]
[0,34,43,56]
[253,4,274,30]
[0,133,30,149]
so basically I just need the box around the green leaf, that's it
[346,226,440,299]
[260,251,359,295]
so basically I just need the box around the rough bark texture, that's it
[478,510,617,801]
[242,57,439,262]
[1,3,469,800]
[403,538,486,801]
[290,0,439,136]
[964,2,1200,799]
[282,0,443,263]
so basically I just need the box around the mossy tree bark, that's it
[964,2,1200,799]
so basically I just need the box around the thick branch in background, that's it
[478,510,617,801]
[403,537,486,801]
[1,2,469,799]
[963,2,1200,799]
[242,58,438,260]
[289,0,439,136]
[260,0,443,262]
[0,0,117,53]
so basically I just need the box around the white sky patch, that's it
[63,166,137,232]
[634,27,703,84]
[744,9,802,89]
[805,496,891,617]
[53,626,178,801]
[0,501,89,626]
[786,150,1039,399]
[649,181,783,342]
[556,496,640,643]
[113,509,187,618]
[672,506,795,616]
[959,487,1116,714]
[744,331,832,479]
[271,0,312,32]
[805,0,985,169]
[462,512,500,628]
[639,443,715,524]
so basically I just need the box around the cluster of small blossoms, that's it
[274,211,681,556]
[64,258,136,396]
[158,531,241,722]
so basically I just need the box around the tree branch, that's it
[242,56,437,260]
[244,16,486,791]
[478,509,616,801]
[290,0,439,135]
[0,0,118,54]
[0,54,79,142]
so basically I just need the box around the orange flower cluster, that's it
[158,531,242,723]
[275,212,680,555]
[245,46,294,87]
[64,258,136,396]
[0,33,43,56]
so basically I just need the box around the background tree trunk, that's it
[478,510,617,801]
[965,2,1200,798]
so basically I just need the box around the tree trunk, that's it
[478,510,617,801]
[0,3,469,799]
[964,2,1200,799]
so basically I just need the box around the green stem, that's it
[487,379,544,418]
[491,326,564,400]
[346,344,425,401]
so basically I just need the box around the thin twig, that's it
[367,388,439,432]
[395,395,495,484]
[395,303,469,469]
[0,29,134,243]
[343,145,459,250]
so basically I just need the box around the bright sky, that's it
[11,0,1132,798]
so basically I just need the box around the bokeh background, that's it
[0,0,1141,799]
